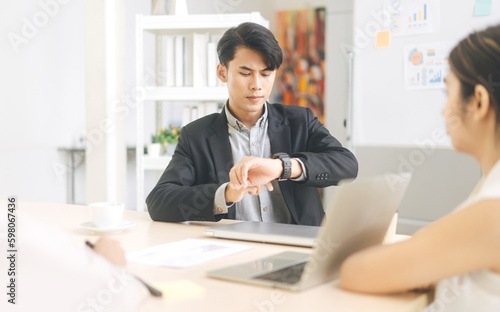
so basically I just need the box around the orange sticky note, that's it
[375,30,391,48]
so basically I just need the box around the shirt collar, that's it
[225,101,268,132]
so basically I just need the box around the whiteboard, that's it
[352,0,500,146]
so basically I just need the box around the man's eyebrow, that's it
[238,66,273,72]
[239,66,254,71]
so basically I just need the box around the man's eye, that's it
[240,72,250,76]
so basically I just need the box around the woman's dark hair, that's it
[217,22,283,70]
[449,25,500,125]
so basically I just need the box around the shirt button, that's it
[263,206,268,212]
[217,207,223,213]
[252,141,257,146]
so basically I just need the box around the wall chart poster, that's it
[404,42,453,90]
[274,8,326,123]
[385,0,440,37]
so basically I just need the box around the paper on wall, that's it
[403,41,453,90]
[385,0,440,37]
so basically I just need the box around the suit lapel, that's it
[268,105,291,155]
[208,110,233,183]
[268,105,298,224]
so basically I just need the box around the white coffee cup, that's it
[89,202,124,228]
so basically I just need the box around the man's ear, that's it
[217,63,228,83]
[470,84,492,121]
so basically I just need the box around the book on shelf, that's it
[163,32,224,88]
[206,41,218,87]
[183,34,193,86]
[192,33,209,87]
[182,105,191,126]
[198,101,221,116]
[174,35,184,87]
[210,34,224,87]
[190,106,199,121]
[181,102,222,126]
[164,35,175,87]
[182,105,199,126]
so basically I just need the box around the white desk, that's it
[22,202,430,312]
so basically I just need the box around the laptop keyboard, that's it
[253,262,307,284]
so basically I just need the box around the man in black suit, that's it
[146,22,358,226]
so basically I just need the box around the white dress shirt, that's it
[213,102,306,223]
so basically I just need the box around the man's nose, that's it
[250,74,262,90]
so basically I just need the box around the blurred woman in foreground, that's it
[340,25,500,311]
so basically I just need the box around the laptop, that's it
[206,174,411,291]
[204,221,320,247]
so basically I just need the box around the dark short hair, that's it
[217,22,283,70]
[449,25,500,125]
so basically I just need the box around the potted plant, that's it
[147,130,163,157]
[159,124,181,155]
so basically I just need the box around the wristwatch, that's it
[272,153,292,181]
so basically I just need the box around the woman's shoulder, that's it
[477,161,500,199]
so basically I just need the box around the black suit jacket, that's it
[146,103,358,226]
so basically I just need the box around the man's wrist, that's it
[214,182,231,215]
[290,159,304,179]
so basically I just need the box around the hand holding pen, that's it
[86,238,162,297]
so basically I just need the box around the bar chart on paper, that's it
[408,3,427,24]
[386,0,439,37]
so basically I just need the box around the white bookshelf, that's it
[135,12,269,211]
[142,86,228,101]
[143,155,172,170]
[140,12,268,32]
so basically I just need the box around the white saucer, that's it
[78,220,136,233]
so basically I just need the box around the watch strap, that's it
[272,153,292,181]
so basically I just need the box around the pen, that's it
[85,240,163,297]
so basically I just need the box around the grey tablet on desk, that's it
[204,221,320,247]
[207,174,411,291]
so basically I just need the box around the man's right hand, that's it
[225,182,265,204]
[93,236,127,267]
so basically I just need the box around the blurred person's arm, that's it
[17,213,146,312]
[340,199,500,294]
[92,236,127,267]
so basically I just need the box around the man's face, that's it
[217,47,276,122]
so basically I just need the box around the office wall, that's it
[355,146,481,234]
[352,0,500,146]
[0,0,85,203]
[0,0,329,209]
